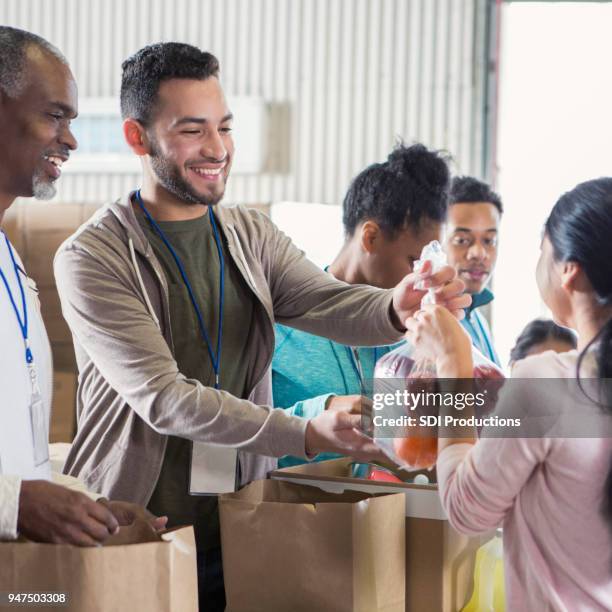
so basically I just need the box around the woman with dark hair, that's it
[509,318,577,369]
[272,142,451,467]
[404,178,612,610]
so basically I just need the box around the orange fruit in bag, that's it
[393,435,438,470]
[391,371,439,469]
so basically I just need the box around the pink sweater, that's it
[437,350,612,611]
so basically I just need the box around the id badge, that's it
[30,391,49,466]
[189,441,238,495]
[27,363,49,467]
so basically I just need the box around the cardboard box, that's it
[1,205,25,254]
[38,287,73,344]
[3,200,102,268]
[3,201,90,373]
[270,458,490,612]
[0,522,198,612]
[6,201,100,288]
[50,342,77,372]
[21,202,84,233]
[21,203,84,287]
[81,202,102,224]
[22,228,71,287]
[49,371,77,443]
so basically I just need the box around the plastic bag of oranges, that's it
[372,241,504,470]
[373,342,503,470]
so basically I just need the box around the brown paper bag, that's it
[271,458,489,612]
[219,479,405,612]
[0,521,198,612]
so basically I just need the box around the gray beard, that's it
[32,170,57,200]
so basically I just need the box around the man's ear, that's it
[359,220,381,255]
[123,118,150,156]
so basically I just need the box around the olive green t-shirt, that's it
[137,208,255,551]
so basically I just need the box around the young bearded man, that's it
[54,42,469,609]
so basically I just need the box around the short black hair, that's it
[342,143,450,238]
[450,176,503,214]
[510,318,577,364]
[120,42,220,125]
[0,26,66,98]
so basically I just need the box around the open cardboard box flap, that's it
[271,457,446,521]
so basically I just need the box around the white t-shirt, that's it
[0,232,53,537]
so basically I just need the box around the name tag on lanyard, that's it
[136,192,236,495]
[28,363,49,467]
[189,442,238,495]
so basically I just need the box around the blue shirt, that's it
[460,287,501,366]
[272,323,401,467]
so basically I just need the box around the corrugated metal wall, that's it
[1,0,494,204]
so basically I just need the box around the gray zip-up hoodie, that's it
[53,193,402,505]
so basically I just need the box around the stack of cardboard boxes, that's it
[3,201,101,443]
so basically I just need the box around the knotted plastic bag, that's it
[373,241,504,470]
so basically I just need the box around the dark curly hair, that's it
[509,318,576,364]
[342,143,451,239]
[450,176,503,214]
[120,42,220,125]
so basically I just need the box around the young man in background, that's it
[444,176,503,366]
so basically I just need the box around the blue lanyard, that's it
[329,341,378,395]
[466,309,497,364]
[135,190,225,389]
[0,231,33,365]
[472,310,497,364]
[346,346,378,395]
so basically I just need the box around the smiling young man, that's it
[53,42,468,610]
[0,27,164,548]
[444,176,503,365]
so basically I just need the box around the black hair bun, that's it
[386,143,450,198]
